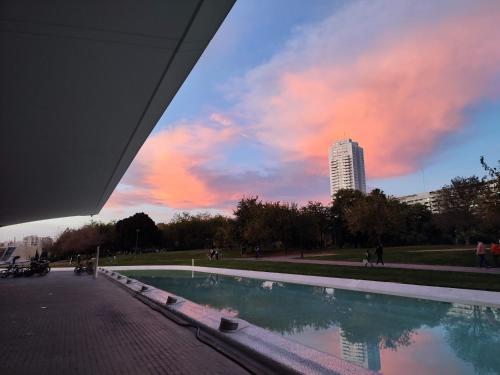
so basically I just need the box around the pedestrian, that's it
[375,243,384,265]
[215,249,219,261]
[255,245,260,259]
[363,249,373,267]
[490,241,500,267]
[476,241,489,268]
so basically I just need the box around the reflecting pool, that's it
[122,270,500,375]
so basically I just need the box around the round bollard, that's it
[219,318,239,332]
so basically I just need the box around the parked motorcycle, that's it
[74,259,94,275]
[25,259,51,277]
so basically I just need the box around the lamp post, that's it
[94,245,99,279]
[135,229,140,254]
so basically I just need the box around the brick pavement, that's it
[0,272,248,375]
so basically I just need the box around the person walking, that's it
[363,249,373,267]
[375,243,384,265]
[490,241,500,267]
[476,241,489,268]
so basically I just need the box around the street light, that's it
[135,229,140,254]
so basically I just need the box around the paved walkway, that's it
[237,255,500,274]
[0,272,248,375]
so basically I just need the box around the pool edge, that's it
[101,267,376,375]
[102,265,500,308]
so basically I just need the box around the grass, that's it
[50,248,242,267]
[304,244,496,267]
[190,259,500,292]
[50,247,500,292]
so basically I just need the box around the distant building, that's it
[329,139,366,198]
[397,191,440,213]
[0,235,52,263]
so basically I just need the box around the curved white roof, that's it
[0,0,235,226]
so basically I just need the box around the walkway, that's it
[0,272,248,375]
[238,256,500,274]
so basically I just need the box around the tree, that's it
[435,177,484,245]
[293,202,331,257]
[52,221,115,257]
[479,156,500,240]
[158,213,235,250]
[331,189,364,247]
[115,212,159,251]
[346,189,403,245]
[400,203,436,245]
[233,196,263,250]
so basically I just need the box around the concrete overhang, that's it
[0,0,235,226]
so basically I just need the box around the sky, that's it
[2,0,500,241]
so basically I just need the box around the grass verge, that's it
[305,246,496,267]
[190,260,500,292]
[50,247,500,292]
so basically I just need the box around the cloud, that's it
[107,116,240,209]
[108,0,500,210]
[235,0,500,178]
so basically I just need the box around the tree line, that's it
[51,158,499,257]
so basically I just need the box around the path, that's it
[236,255,500,274]
[0,272,248,375]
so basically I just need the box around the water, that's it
[122,270,500,375]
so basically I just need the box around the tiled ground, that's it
[0,272,248,375]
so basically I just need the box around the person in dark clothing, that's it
[375,243,384,265]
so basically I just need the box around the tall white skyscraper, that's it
[328,139,366,198]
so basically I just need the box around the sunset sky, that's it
[2,0,500,240]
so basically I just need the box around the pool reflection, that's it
[124,270,500,375]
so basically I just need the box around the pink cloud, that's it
[107,1,500,210]
[107,117,240,209]
[241,4,500,179]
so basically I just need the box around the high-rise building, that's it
[328,139,366,198]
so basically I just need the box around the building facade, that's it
[0,235,52,263]
[396,191,440,213]
[328,139,366,198]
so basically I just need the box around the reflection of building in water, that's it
[447,303,500,323]
[339,329,381,372]
[447,304,475,319]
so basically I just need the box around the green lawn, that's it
[304,245,495,267]
[119,258,500,292]
[51,248,242,267]
[51,247,500,292]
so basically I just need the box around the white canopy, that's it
[0,0,235,226]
